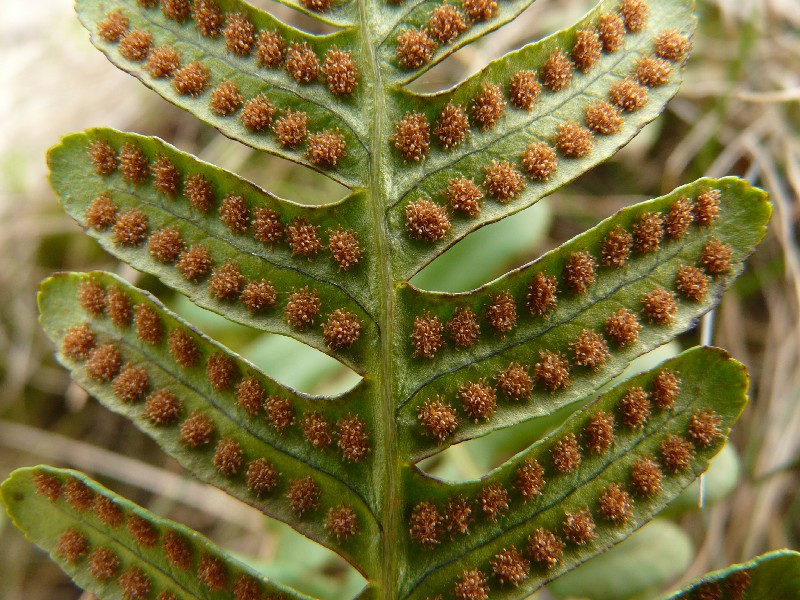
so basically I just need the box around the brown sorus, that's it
[302,412,333,448]
[417,396,459,442]
[251,207,284,244]
[632,211,664,253]
[209,262,246,300]
[427,4,467,44]
[33,471,62,501]
[601,225,633,266]
[396,28,436,69]
[236,377,267,415]
[655,29,691,61]
[636,55,671,87]
[286,476,320,515]
[620,0,649,32]
[458,379,497,422]
[630,456,663,497]
[585,100,623,134]
[409,501,442,546]
[86,344,123,381]
[134,304,164,344]
[470,83,505,131]
[462,0,497,22]
[610,77,648,111]
[213,438,244,476]
[392,112,430,162]
[119,30,152,62]
[605,308,641,347]
[653,369,681,409]
[552,433,581,473]
[446,306,481,348]
[146,46,181,78]
[522,142,558,181]
[193,0,222,37]
[584,410,615,454]
[446,177,483,217]
[443,496,473,537]
[572,27,602,71]
[64,478,95,512]
[273,110,309,149]
[405,199,450,242]
[478,482,509,521]
[88,140,117,175]
[597,12,625,52]
[562,509,596,545]
[112,364,150,403]
[554,121,594,157]
[180,411,215,447]
[563,251,597,294]
[57,528,89,563]
[526,272,558,316]
[119,139,148,174]
[323,308,362,349]
[541,49,574,91]
[337,414,370,462]
[240,95,276,132]
[112,209,148,246]
[286,42,320,84]
[285,287,322,329]
[127,514,158,547]
[325,505,360,539]
[688,408,722,447]
[515,458,546,500]
[453,569,489,600]
[198,554,228,591]
[675,265,710,301]
[256,30,286,67]
[527,528,564,568]
[95,495,124,527]
[700,238,733,276]
[161,0,191,21]
[210,80,243,116]
[491,546,530,585]
[571,329,610,370]
[664,197,694,240]
[641,287,678,325]
[206,353,236,391]
[219,194,249,234]
[169,329,200,368]
[483,161,526,202]
[598,482,633,524]
[509,70,541,111]
[62,324,96,360]
[619,386,651,428]
[162,531,193,570]
[120,567,151,600]
[434,103,470,149]
[105,286,132,328]
[98,10,129,42]
[89,547,120,580]
[86,193,118,230]
[411,310,445,358]
[247,457,279,496]
[484,291,517,335]
[151,156,181,196]
[177,245,213,282]
[224,12,255,56]
[328,226,362,270]
[240,279,277,313]
[496,361,533,401]
[535,349,571,392]
[660,434,694,472]
[172,62,210,96]
[184,173,215,212]
[306,130,347,168]
[79,281,106,315]
[323,48,359,95]
[145,389,183,425]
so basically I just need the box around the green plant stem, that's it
[360,1,399,596]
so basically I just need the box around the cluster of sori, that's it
[96,0,357,169]
[409,368,729,599]
[34,468,295,600]
[84,137,366,348]
[409,187,729,380]
[60,276,368,543]
[396,0,690,242]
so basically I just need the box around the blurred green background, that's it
[1,0,799,598]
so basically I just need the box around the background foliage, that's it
[1,0,799,598]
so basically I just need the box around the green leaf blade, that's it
[76,0,368,186]
[1,466,316,600]
[38,271,380,576]
[400,347,747,598]
[398,177,770,460]
[386,0,695,277]
[49,129,377,372]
